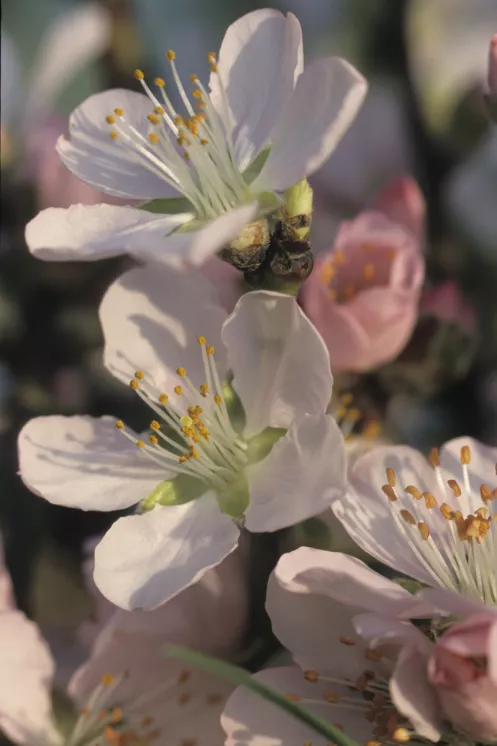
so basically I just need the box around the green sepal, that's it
[167,646,362,746]
[140,197,193,214]
[216,473,250,520]
[246,427,286,464]
[140,474,205,511]
[242,147,270,185]
[222,377,246,433]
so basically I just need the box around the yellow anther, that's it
[440,503,454,520]
[355,671,374,692]
[154,106,165,114]
[176,367,186,377]
[150,420,160,431]
[363,263,375,281]
[405,485,422,500]
[206,346,215,356]
[207,51,217,63]
[135,370,145,380]
[323,691,341,703]
[340,393,353,406]
[284,693,300,702]
[461,445,471,464]
[382,484,397,502]
[148,113,161,125]
[386,467,396,487]
[365,648,383,662]
[177,135,189,147]
[475,506,489,518]
[367,741,382,746]
[199,383,209,397]
[214,394,222,405]
[180,415,193,428]
[346,407,360,422]
[159,393,168,404]
[428,447,440,467]
[481,484,492,503]
[190,448,199,459]
[418,522,430,540]
[200,138,209,145]
[178,455,189,463]
[174,385,182,395]
[423,492,437,509]
[339,635,356,646]
[154,77,165,87]
[400,509,416,525]
[106,114,116,125]
[101,673,115,686]
[184,152,191,161]
[174,115,184,126]
[148,133,160,144]
[189,74,198,82]
[192,89,203,100]
[115,420,124,429]
[304,670,319,683]
[209,62,218,73]
[166,50,176,61]
[134,69,145,80]
[136,440,145,448]
[109,131,119,140]
[149,435,158,445]
[448,479,462,497]
[114,107,124,117]
[130,379,139,390]
[110,708,122,723]
[392,728,410,743]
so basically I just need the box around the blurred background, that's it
[0,0,496,722]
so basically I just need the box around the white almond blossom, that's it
[24,8,367,266]
[222,547,442,746]
[0,531,247,746]
[333,437,497,607]
[18,264,346,611]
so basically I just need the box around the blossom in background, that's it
[301,176,425,372]
[222,547,442,745]
[1,5,109,172]
[333,436,497,607]
[19,264,346,610]
[25,8,367,266]
[0,532,247,745]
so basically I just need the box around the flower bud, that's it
[428,614,497,743]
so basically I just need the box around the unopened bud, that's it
[220,218,270,272]
[281,178,313,242]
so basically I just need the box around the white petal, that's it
[25,4,110,120]
[211,9,303,171]
[253,57,367,192]
[57,89,178,198]
[267,547,426,678]
[18,415,164,511]
[100,264,227,399]
[222,667,374,746]
[245,414,345,532]
[0,610,61,746]
[222,291,332,435]
[333,445,440,584]
[140,202,259,266]
[390,645,442,742]
[25,204,192,261]
[93,495,240,610]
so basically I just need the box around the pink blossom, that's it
[428,612,497,742]
[488,34,497,96]
[420,280,477,335]
[370,175,425,243]
[302,177,425,372]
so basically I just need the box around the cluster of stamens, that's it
[320,242,396,303]
[334,392,381,441]
[104,50,248,220]
[285,637,417,746]
[115,336,247,491]
[381,444,497,604]
[68,668,223,746]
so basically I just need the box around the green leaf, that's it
[140,197,193,215]
[140,475,204,511]
[167,646,361,746]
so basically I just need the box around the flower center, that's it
[319,243,396,303]
[381,445,497,605]
[68,669,224,746]
[105,51,249,221]
[115,336,247,497]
